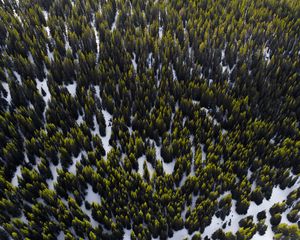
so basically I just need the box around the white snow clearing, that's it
[102,110,113,158]
[11,165,22,187]
[65,82,77,97]
[263,47,271,63]
[137,155,154,179]
[202,178,300,239]
[2,82,11,103]
[132,53,137,72]
[86,184,101,204]
[36,78,51,104]
[111,10,119,31]
[47,162,62,190]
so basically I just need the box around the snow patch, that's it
[47,162,62,190]
[65,82,77,97]
[11,165,22,187]
[68,153,82,174]
[13,71,22,83]
[92,17,100,62]
[86,184,101,204]
[147,52,153,68]
[42,10,49,22]
[36,78,51,104]
[172,65,177,80]
[132,53,137,72]
[162,160,176,175]
[202,178,300,239]
[2,82,11,103]
[123,228,131,240]
[137,155,154,179]
[28,52,34,64]
[102,110,113,158]
[263,47,271,63]
[111,10,119,31]
[57,231,65,240]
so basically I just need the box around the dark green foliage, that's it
[0,0,300,239]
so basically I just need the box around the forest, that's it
[0,0,300,239]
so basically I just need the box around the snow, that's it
[158,12,163,39]
[28,52,34,64]
[222,129,227,135]
[168,228,195,240]
[111,10,119,31]
[102,110,113,158]
[131,53,137,72]
[13,9,22,26]
[47,162,62,190]
[68,153,82,174]
[13,71,22,83]
[162,159,176,175]
[11,165,22,187]
[92,17,100,62]
[159,26,163,39]
[57,231,65,240]
[154,143,162,162]
[263,47,271,63]
[123,229,131,240]
[79,184,101,228]
[47,45,54,61]
[36,78,51,104]
[19,212,28,224]
[95,85,100,98]
[76,115,84,125]
[2,82,11,103]
[42,10,49,22]
[172,65,177,80]
[147,52,153,68]
[200,144,206,161]
[65,82,77,97]
[64,23,71,51]
[137,155,154,179]
[44,26,51,38]
[124,228,196,240]
[81,202,98,228]
[202,178,300,239]
[86,184,101,204]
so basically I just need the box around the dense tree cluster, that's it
[0,0,300,239]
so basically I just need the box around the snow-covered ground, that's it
[42,10,49,22]
[123,228,196,240]
[162,160,176,175]
[65,82,77,97]
[2,82,11,103]
[131,53,137,72]
[172,65,177,80]
[57,231,65,240]
[68,153,82,174]
[137,155,154,179]
[47,162,62,190]
[147,52,153,68]
[102,110,113,158]
[85,184,101,204]
[202,178,300,239]
[92,17,100,62]
[263,47,271,63]
[111,10,119,31]
[11,165,22,187]
[36,78,51,104]
[13,71,22,83]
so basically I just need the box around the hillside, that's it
[1,0,300,239]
